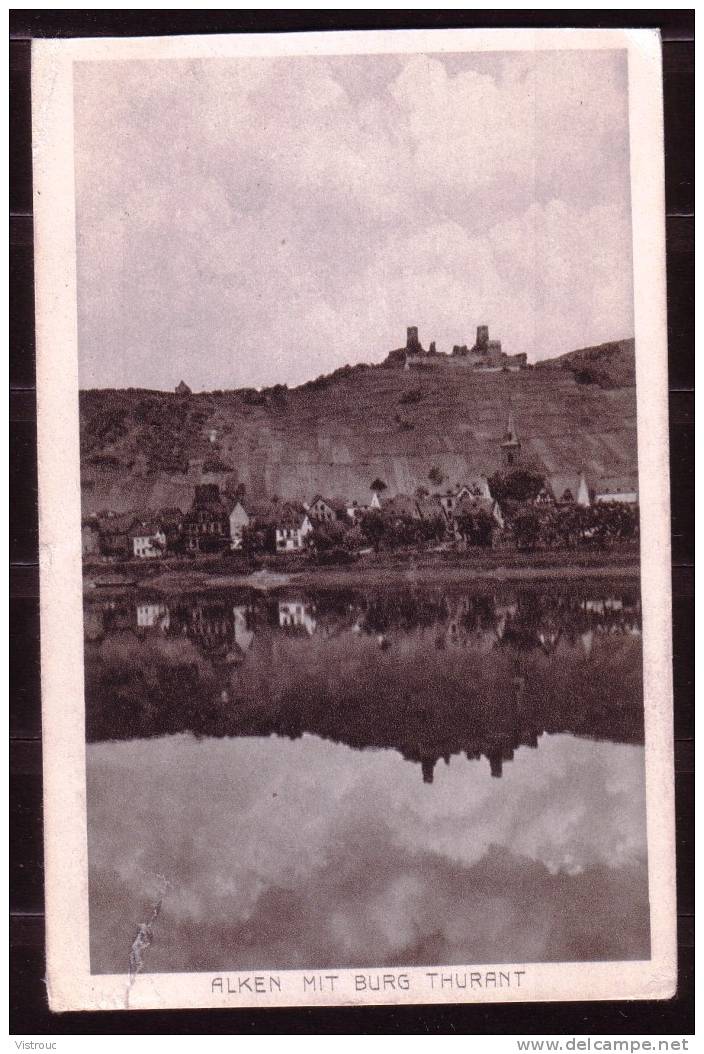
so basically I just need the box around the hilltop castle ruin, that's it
[387,325,527,371]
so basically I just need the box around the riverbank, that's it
[84,546,640,595]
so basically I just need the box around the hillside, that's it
[80,344,638,516]
[534,338,636,389]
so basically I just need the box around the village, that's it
[81,407,639,568]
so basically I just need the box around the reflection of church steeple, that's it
[488,751,503,778]
[421,757,437,784]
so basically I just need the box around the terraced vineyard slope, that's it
[80,341,637,515]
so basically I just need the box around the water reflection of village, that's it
[84,585,643,782]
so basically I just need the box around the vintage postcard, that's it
[32,28,676,1012]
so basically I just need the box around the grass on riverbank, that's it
[84,543,640,594]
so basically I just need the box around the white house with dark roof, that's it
[594,477,638,504]
[136,602,170,629]
[129,523,166,559]
[278,600,317,636]
[275,505,314,551]
[461,475,492,500]
[435,476,491,515]
[308,495,347,524]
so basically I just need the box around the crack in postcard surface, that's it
[125,876,170,1006]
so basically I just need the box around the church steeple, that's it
[500,406,521,467]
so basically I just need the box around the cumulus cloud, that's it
[74,49,633,390]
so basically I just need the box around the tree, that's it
[167,531,189,556]
[360,510,387,550]
[196,533,227,555]
[455,507,495,547]
[414,485,429,500]
[309,520,346,552]
[488,468,545,504]
[512,507,541,551]
[387,513,423,548]
[416,511,447,543]
[241,523,275,555]
[341,524,365,551]
[472,508,495,547]
[428,466,445,486]
[370,478,387,494]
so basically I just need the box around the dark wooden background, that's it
[9,9,694,1036]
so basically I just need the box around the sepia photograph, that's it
[31,27,675,1012]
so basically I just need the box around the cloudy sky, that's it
[74,48,634,391]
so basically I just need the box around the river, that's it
[84,578,649,973]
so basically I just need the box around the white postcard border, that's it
[32,26,676,1012]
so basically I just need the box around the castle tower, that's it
[476,325,489,349]
[406,326,420,351]
[500,409,521,468]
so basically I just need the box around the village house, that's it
[228,500,250,550]
[275,504,314,552]
[416,493,447,524]
[537,471,591,507]
[437,489,460,515]
[435,477,492,514]
[308,495,348,525]
[379,493,422,521]
[136,602,170,629]
[129,522,167,559]
[232,498,279,550]
[594,477,638,504]
[345,500,370,524]
[96,511,139,559]
[81,517,101,558]
[184,484,230,552]
[278,600,317,636]
[242,499,278,526]
[462,475,493,500]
